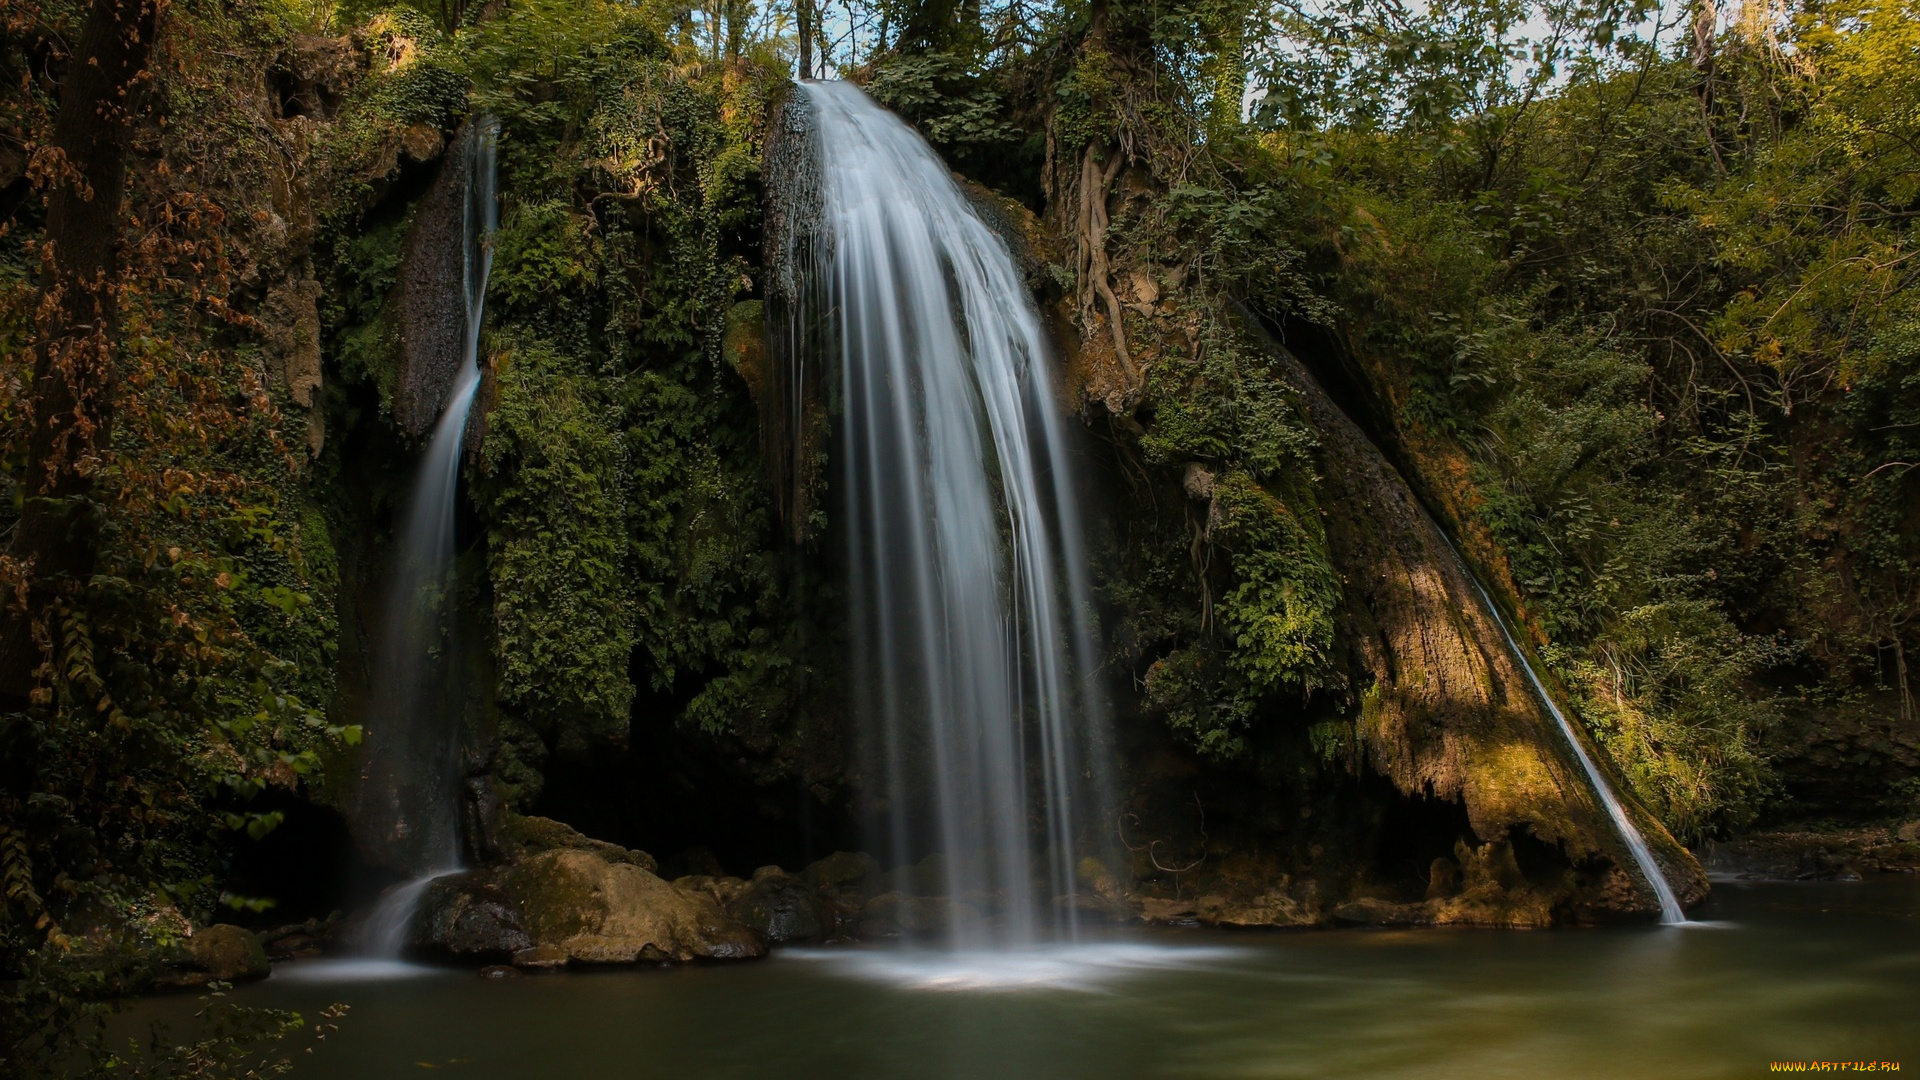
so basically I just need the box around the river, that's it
[121,876,1919,1078]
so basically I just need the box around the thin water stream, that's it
[353,118,498,951]
[136,878,1920,1078]
[1446,540,1688,923]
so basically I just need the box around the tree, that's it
[0,0,162,702]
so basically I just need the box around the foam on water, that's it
[270,958,447,983]
[789,941,1247,992]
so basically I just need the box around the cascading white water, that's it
[801,81,1112,947]
[357,119,498,954]
[1451,548,1687,923]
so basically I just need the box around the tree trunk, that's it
[796,0,814,80]
[0,0,163,701]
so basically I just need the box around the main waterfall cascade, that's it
[797,81,1115,946]
[354,119,498,954]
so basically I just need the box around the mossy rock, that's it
[801,851,880,893]
[501,850,763,966]
[186,924,270,983]
[496,814,657,873]
[728,867,824,944]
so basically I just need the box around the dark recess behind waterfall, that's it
[530,671,860,878]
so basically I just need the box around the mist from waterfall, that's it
[355,118,498,954]
[798,81,1114,948]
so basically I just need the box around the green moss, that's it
[477,334,636,752]
[1212,470,1342,696]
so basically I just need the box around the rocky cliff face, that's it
[751,80,1701,925]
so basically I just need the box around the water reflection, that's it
[130,879,1920,1079]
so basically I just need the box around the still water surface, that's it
[156,878,1920,1078]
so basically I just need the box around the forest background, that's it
[0,0,1915,1071]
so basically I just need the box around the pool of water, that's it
[138,878,1920,1078]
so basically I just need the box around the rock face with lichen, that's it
[1259,322,1707,917]
[393,127,474,437]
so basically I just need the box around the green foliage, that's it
[3,0,360,1064]
[1557,601,1789,841]
[442,4,799,776]
[1212,472,1341,696]
[477,335,636,753]
[1214,0,1920,832]
[868,54,1017,154]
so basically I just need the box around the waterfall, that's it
[799,81,1113,947]
[1449,545,1687,923]
[356,118,498,954]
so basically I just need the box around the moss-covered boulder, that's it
[181,922,270,980]
[412,842,763,967]
[496,814,658,872]
[502,850,762,965]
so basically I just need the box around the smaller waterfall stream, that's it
[1448,544,1687,923]
[356,119,498,954]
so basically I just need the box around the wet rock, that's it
[510,944,569,970]
[729,867,825,944]
[1182,462,1216,502]
[1075,856,1121,902]
[1193,891,1318,928]
[496,814,656,873]
[410,847,764,969]
[1332,898,1432,926]
[393,140,470,437]
[478,964,519,979]
[259,917,335,960]
[1135,897,1200,926]
[400,122,444,162]
[666,848,728,879]
[1704,827,1920,879]
[908,854,949,896]
[504,849,763,966]
[261,278,323,409]
[1425,857,1462,901]
[673,874,752,910]
[724,301,767,404]
[801,852,880,939]
[187,925,270,983]
[1423,839,1559,927]
[858,892,981,939]
[803,851,881,893]
[1796,846,1849,881]
[462,776,510,866]
[413,872,530,959]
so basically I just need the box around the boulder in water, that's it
[172,924,269,985]
[411,848,764,967]
[672,873,752,910]
[504,849,763,965]
[413,872,531,959]
[802,850,880,892]
[496,814,657,873]
[801,851,881,938]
